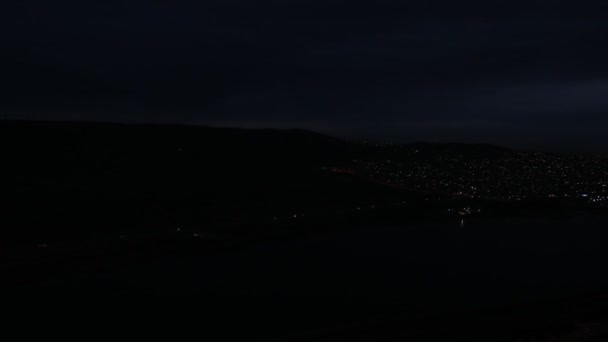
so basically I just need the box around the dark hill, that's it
[0,121,400,244]
[409,142,512,158]
[0,121,358,197]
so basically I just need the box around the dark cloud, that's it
[3,1,608,150]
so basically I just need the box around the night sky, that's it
[4,1,608,151]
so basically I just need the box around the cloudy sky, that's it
[4,1,608,151]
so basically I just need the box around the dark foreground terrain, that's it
[5,215,608,341]
[3,121,608,340]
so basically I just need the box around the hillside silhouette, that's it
[0,121,400,244]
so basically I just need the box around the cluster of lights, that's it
[346,148,608,203]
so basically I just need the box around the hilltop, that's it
[0,121,402,244]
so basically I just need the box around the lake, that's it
[14,213,608,339]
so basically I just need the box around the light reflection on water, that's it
[113,214,608,303]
